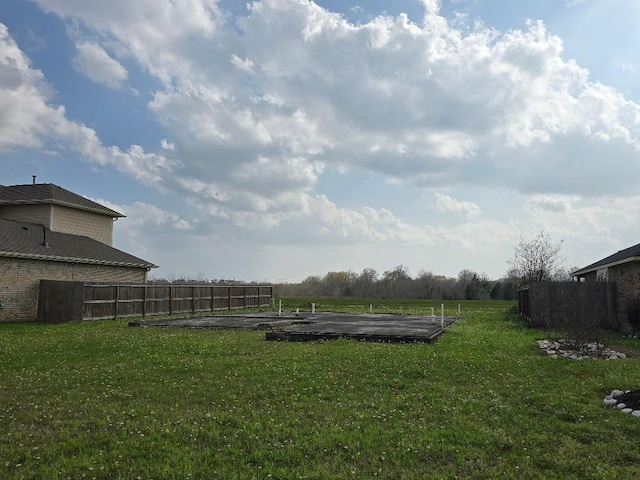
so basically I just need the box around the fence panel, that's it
[518,281,617,331]
[82,285,115,319]
[37,280,85,322]
[37,281,273,321]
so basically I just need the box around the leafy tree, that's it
[507,231,565,284]
[299,275,323,297]
[322,271,356,297]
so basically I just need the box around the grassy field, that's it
[1,299,640,479]
[278,298,514,315]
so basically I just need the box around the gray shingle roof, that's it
[0,218,156,269]
[0,184,124,218]
[572,242,640,276]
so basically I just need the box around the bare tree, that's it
[381,265,412,298]
[508,231,565,284]
[353,268,379,298]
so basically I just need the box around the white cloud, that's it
[0,23,62,151]
[433,192,481,217]
[72,41,127,89]
[122,202,193,229]
[0,24,174,187]
[8,1,640,280]
[160,138,175,151]
[525,195,571,213]
[33,0,222,86]
[230,54,255,73]
[26,0,640,221]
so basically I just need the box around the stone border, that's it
[536,339,626,360]
[603,390,640,417]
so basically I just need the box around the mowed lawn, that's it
[1,301,640,479]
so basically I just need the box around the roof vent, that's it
[32,175,36,185]
[41,225,49,248]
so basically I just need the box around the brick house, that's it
[0,183,156,321]
[572,242,640,328]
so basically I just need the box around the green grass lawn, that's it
[1,300,640,479]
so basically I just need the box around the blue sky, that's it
[1,0,640,283]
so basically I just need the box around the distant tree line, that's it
[147,277,263,285]
[147,231,573,302]
[274,265,519,301]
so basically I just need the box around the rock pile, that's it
[536,339,627,360]
[603,390,640,417]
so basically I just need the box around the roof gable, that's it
[0,218,155,269]
[0,184,124,218]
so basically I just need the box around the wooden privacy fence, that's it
[38,280,273,322]
[518,281,618,331]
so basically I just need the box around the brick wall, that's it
[0,257,147,321]
[608,262,640,329]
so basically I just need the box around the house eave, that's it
[0,199,125,218]
[572,256,640,277]
[0,251,156,269]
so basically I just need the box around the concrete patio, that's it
[133,311,458,343]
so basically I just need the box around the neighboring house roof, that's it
[0,183,124,218]
[572,242,640,277]
[0,218,156,269]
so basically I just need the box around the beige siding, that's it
[51,205,114,245]
[0,257,147,321]
[0,204,52,227]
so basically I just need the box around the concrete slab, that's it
[134,311,458,343]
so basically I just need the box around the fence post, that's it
[228,286,232,311]
[192,286,196,314]
[169,286,173,316]
[211,285,214,312]
[142,284,148,318]
[82,283,86,321]
[114,285,120,319]
[244,286,248,308]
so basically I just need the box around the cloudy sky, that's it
[1,0,640,283]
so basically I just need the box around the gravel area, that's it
[536,339,627,360]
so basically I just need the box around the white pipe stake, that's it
[312,303,315,314]
[431,306,434,317]
[279,299,282,317]
[458,304,461,316]
[441,304,444,328]
[296,308,299,315]
[370,304,373,313]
